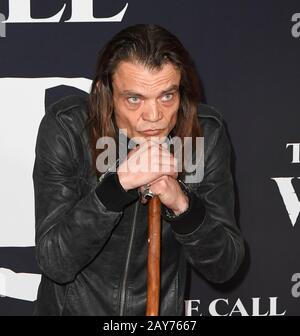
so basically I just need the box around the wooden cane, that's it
[146,195,161,316]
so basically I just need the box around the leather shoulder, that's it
[197,103,225,144]
[197,103,224,127]
[45,94,90,141]
[46,94,89,121]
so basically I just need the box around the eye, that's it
[127,96,140,104]
[161,93,174,102]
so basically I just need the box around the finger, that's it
[148,175,170,185]
[159,164,178,178]
[132,140,172,160]
[127,141,152,160]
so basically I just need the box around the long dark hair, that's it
[85,24,203,179]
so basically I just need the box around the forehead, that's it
[112,61,181,94]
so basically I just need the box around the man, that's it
[32,24,245,316]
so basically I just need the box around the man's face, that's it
[111,60,181,141]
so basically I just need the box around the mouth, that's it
[140,129,164,136]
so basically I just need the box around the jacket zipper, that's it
[119,201,139,316]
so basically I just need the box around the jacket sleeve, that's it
[33,112,127,285]
[163,119,245,283]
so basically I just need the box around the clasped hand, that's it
[117,139,188,215]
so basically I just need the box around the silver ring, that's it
[142,186,154,199]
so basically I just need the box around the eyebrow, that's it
[120,84,179,97]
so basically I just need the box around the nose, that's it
[142,100,162,122]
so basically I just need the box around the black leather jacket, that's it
[32,94,244,316]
